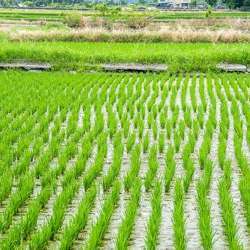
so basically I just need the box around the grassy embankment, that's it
[0,42,248,72]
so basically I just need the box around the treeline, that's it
[207,0,250,9]
[0,0,249,9]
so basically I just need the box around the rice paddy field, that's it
[0,8,250,22]
[0,9,249,22]
[0,71,249,249]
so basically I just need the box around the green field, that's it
[0,9,249,21]
[0,6,249,249]
[153,11,250,20]
[0,42,249,72]
[0,71,249,249]
[0,9,65,21]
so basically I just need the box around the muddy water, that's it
[101,187,130,250]
[158,182,174,249]
[47,186,85,249]
[74,184,105,249]
[185,132,203,249]
[130,186,151,249]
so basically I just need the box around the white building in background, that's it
[156,0,191,8]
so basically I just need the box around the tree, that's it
[94,3,109,16]
[244,0,250,6]
[206,0,217,6]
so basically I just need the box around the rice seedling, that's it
[60,184,97,250]
[174,131,181,152]
[196,158,213,250]
[138,119,144,139]
[0,72,248,249]
[219,160,243,250]
[158,132,165,154]
[143,132,150,153]
[103,143,124,191]
[116,179,141,249]
[152,122,158,141]
[199,77,207,112]
[85,181,121,250]
[166,119,172,139]
[126,132,136,153]
[190,78,197,112]
[0,170,13,204]
[173,179,186,250]
[239,173,250,227]
[145,145,159,191]
[172,107,180,129]
[124,144,141,191]
[0,172,35,232]
[145,181,162,250]
[184,108,192,128]
[197,105,205,129]
[29,180,79,249]
[83,143,107,190]
[164,145,175,192]
[1,185,53,249]
[199,124,214,169]
[183,159,195,193]
[218,138,227,169]
[181,79,188,112]
[159,111,166,129]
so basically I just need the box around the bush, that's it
[94,3,109,16]
[126,17,149,29]
[205,6,212,18]
[63,13,82,28]
[244,0,250,6]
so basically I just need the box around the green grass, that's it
[0,42,249,72]
[154,11,250,20]
[0,9,249,22]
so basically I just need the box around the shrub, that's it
[63,13,82,28]
[126,17,149,29]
